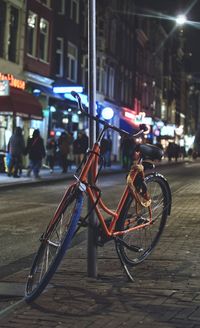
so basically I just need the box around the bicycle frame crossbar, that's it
[74,138,153,239]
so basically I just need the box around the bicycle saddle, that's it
[139,144,164,161]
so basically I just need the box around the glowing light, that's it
[62,118,69,124]
[124,111,135,120]
[50,130,55,137]
[33,89,41,96]
[101,107,114,120]
[50,106,56,112]
[176,14,187,25]
[53,86,83,93]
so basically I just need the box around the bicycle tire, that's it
[116,173,170,266]
[25,187,83,302]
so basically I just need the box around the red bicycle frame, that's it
[75,141,152,238]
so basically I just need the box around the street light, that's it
[176,14,187,26]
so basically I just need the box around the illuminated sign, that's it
[123,108,153,125]
[53,86,83,93]
[0,80,9,96]
[124,111,135,120]
[135,112,153,125]
[161,125,176,137]
[0,73,25,90]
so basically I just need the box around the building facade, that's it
[0,0,192,159]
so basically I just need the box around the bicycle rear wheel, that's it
[116,173,170,266]
[25,186,83,302]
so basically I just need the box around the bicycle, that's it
[25,91,172,302]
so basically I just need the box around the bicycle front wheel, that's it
[25,187,83,302]
[116,173,170,266]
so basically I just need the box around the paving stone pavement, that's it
[1,161,200,327]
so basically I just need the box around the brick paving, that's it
[1,161,200,327]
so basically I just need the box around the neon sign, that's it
[0,73,25,90]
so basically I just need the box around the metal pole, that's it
[87,0,98,278]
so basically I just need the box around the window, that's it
[110,19,116,53]
[70,0,79,24]
[82,55,88,88]
[120,75,125,102]
[8,6,19,62]
[39,18,49,61]
[83,11,88,38]
[27,11,38,57]
[108,67,115,99]
[0,1,6,58]
[67,42,78,82]
[58,0,65,14]
[55,37,64,76]
[97,56,105,94]
[124,71,129,104]
[97,18,105,38]
[0,3,20,63]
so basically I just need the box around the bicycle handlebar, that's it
[71,91,148,138]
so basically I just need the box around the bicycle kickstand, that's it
[114,238,135,283]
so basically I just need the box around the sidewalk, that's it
[0,163,125,190]
[0,157,189,190]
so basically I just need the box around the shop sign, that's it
[160,124,176,137]
[0,80,9,96]
[135,112,153,125]
[0,73,25,90]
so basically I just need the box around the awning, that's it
[0,87,43,120]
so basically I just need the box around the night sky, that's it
[135,0,200,74]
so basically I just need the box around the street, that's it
[1,161,200,327]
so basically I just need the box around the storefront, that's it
[0,78,43,151]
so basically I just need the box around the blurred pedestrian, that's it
[121,135,134,169]
[26,129,46,178]
[73,134,81,168]
[7,126,25,178]
[100,137,108,168]
[79,131,88,162]
[166,142,180,162]
[73,131,88,168]
[58,131,71,173]
[46,137,56,173]
[105,134,112,167]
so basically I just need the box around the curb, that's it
[0,160,189,191]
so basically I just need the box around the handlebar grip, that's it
[71,91,80,100]
[139,124,148,132]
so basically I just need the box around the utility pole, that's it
[87,0,98,278]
